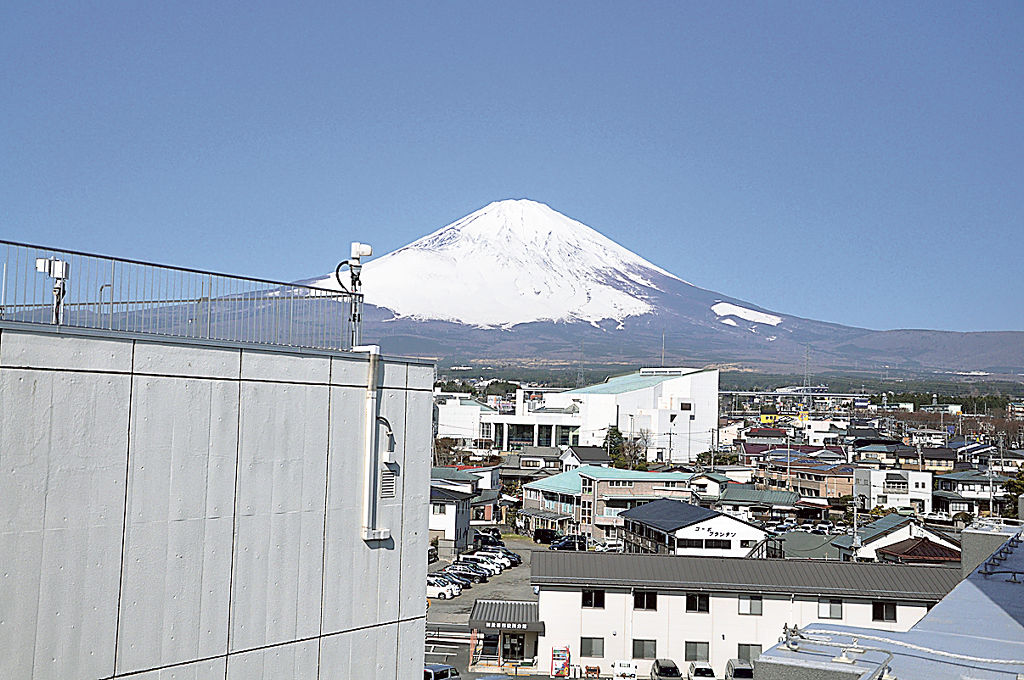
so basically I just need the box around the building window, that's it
[582,589,605,609]
[684,641,709,661]
[872,601,896,622]
[686,593,709,613]
[581,637,604,658]
[633,590,657,611]
[581,478,594,494]
[740,540,756,548]
[738,644,762,662]
[431,504,447,515]
[581,500,593,525]
[632,639,657,659]
[705,539,731,550]
[818,598,842,619]
[738,594,762,616]
[523,460,541,468]
[679,538,703,549]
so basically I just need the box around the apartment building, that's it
[532,552,961,678]
[853,468,933,514]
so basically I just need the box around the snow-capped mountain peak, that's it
[323,199,686,328]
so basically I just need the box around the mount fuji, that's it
[311,199,1024,374]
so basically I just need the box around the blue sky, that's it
[2,3,1021,331]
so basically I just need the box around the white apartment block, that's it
[853,468,933,514]
[531,552,962,678]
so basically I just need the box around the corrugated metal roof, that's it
[524,467,584,495]
[531,552,962,601]
[877,537,961,562]
[581,467,694,482]
[468,599,544,633]
[719,484,800,506]
[431,466,478,482]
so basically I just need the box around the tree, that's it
[604,426,626,468]
[1006,467,1024,519]
[483,381,519,396]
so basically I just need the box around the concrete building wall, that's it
[537,586,931,677]
[0,325,432,680]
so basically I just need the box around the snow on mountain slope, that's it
[711,301,783,326]
[321,199,688,328]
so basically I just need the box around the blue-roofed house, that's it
[620,498,768,557]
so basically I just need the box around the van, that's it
[724,659,753,679]
[457,554,502,574]
[533,528,560,544]
[424,663,461,679]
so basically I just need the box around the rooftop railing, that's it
[0,239,359,352]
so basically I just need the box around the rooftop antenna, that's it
[335,242,372,348]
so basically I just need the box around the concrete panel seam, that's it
[223,367,243,679]
[95,615,427,679]
[112,340,138,675]
[316,358,333,680]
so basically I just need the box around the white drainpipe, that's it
[355,344,391,542]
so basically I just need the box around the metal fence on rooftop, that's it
[0,239,358,352]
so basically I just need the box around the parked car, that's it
[457,554,502,575]
[687,661,716,679]
[595,539,624,553]
[611,660,639,678]
[651,658,683,678]
[442,563,488,583]
[426,579,457,600]
[428,545,438,563]
[427,574,460,597]
[473,549,513,568]
[476,526,502,538]
[474,533,506,548]
[533,528,560,544]
[724,659,753,679]
[489,546,523,565]
[549,536,588,551]
[432,571,471,590]
[424,663,462,679]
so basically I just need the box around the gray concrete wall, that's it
[0,324,433,679]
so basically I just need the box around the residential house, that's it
[893,446,958,473]
[620,498,768,557]
[853,468,933,514]
[875,537,961,566]
[430,485,473,553]
[560,445,612,471]
[714,485,801,523]
[833,513,960,562]
[521,466,696,541]
[532,552,962,678]
[933,470,1011,516]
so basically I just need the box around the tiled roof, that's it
[877,537,961,562]
[532,552,962,601]
[718,484,800,507]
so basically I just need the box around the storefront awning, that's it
[469,599,545,634]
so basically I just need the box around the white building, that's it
[543,367,720,464]
[853,468,933,514]
[531,552,962,678]
[620,498,768,557]
[429,485,473,552]
[0,322,433,680]
[832,514,960,562]
[434,367,719,463]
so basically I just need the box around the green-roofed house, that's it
[521,465,697,540]
[715,484,801,523]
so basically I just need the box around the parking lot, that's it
[427,535,539,625]
[427,535,541,678]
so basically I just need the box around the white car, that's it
[474,550,512,568]
[594,539,624,553]
[457,554,502,575]
[427,575,461,597]
[426,579,457,600]
[687,661,716,679]
[611,660,639,678]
